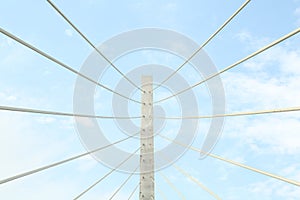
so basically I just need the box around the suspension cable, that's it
[159,134,300,187]
[154,27,300,104]
[128,182,139,200]
[47,0,143,92]
[0,133,138,185]
[152,0,251,91]
[109,166,139,200]
[74,147,140,200]
[158,152,220,199]
[156,184,168,200]
[159,171,186,200]
[0,105,141,119]
[0,28,142,104]
[156,106,300,119]
[173,164,221,200]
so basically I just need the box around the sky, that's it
[0,0,300,199]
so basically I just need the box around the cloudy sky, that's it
[0,0,300,199]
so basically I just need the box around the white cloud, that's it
[235,31,300,75]
[244,117,300,154]
[221,31,300,156]
[0,113,75,178]
[164,2,178,12]
[0,90,89,199]
[0,110,101,200]
[234,30,270,50]
[129,1,180,25]
[64,29,73,37]
[248,178,300,199]
[0,38,14,47]
[36,116,56,124]
[235,31,252,43]
[221,164,300,199]
[76,156,98,172]
[0,42,32,68]
[294,7,300,25]
[224,32,300,111]
[75,116,96,128]
[0,91,17,102]
[223,71,300,110]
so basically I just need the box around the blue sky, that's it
[1,0,300,199]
